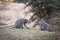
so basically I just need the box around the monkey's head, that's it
[24,19,28,23]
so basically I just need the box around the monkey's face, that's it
[25,19,28,23]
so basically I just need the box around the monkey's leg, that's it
[19,24,24,29]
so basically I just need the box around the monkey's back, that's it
[15,18,28,25]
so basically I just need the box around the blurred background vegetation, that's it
[0,0,60,40]
[0,0,60,31]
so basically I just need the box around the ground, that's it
[0,25,58,40]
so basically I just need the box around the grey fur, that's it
[14,18,29,29]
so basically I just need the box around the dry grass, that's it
[0,26,56,40]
